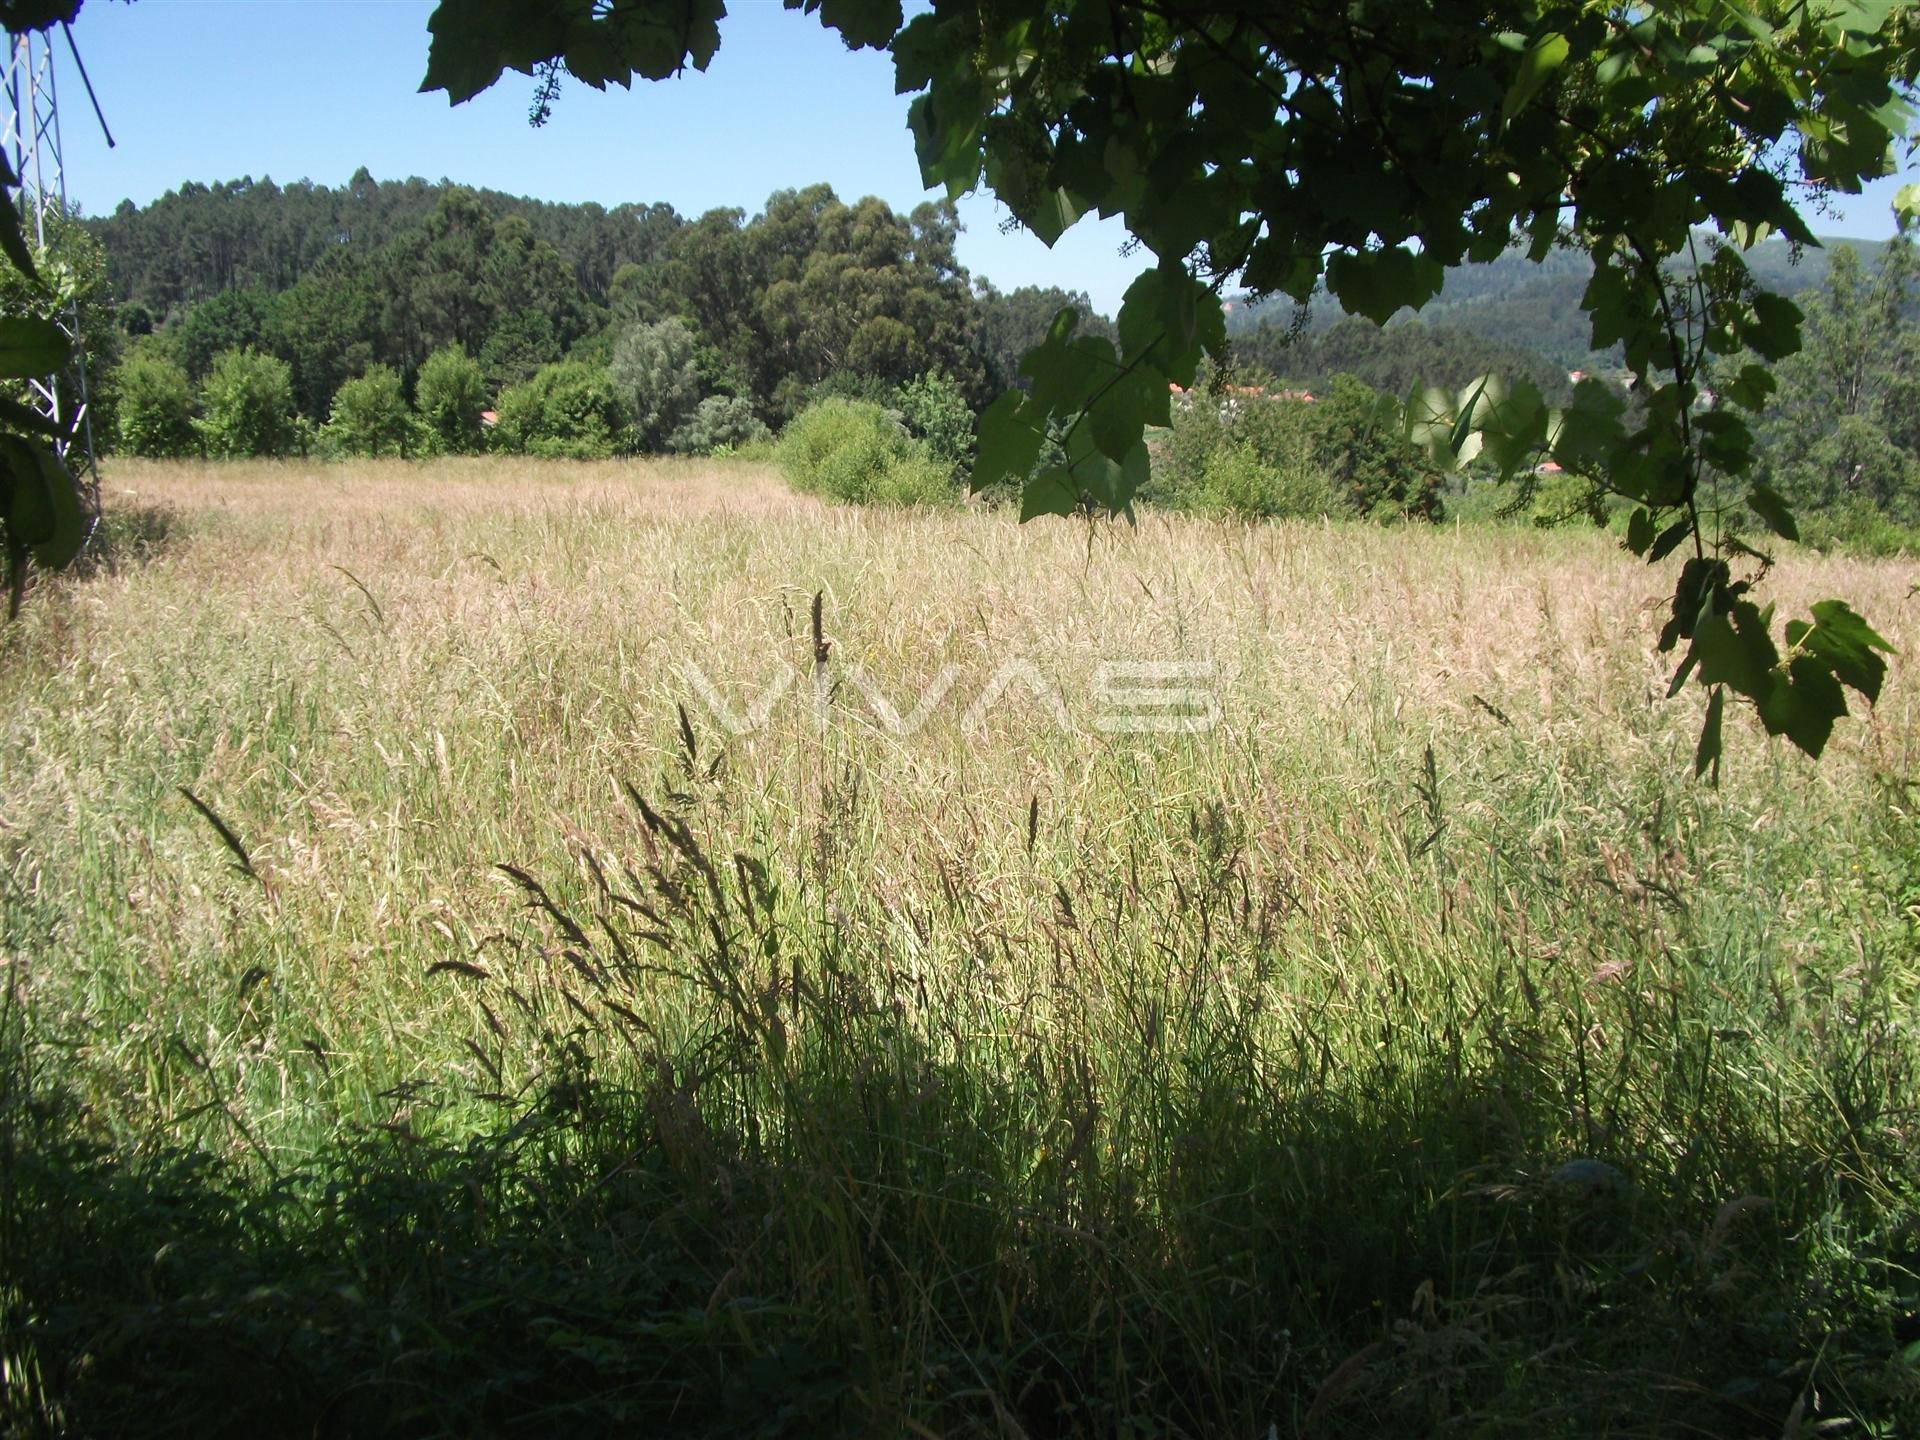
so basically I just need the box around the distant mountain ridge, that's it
[1224,235,1892,373]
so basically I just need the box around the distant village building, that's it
[1168,381,1315,417]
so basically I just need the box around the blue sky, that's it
[59,0,1141,310]
[53,0,1920,318]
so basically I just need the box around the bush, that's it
[1151,368,1443,522]
[113,349,197,458]
[671,394,770,456]
[492,362,630,460]
[1789,495,1920,556]
[893,371,975,476]
[777,398,959,507]
[1196,443,1338,520]
[1311,374,1446,520]
[868,451,959,506]
[196,347,295,459]
[610,318,703,453]
[323,364,417,458]
[416,344,489,454]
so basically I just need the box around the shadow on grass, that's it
[5,792,1917,1438]
[5,1008,1914,1438]
[76,501,185,577]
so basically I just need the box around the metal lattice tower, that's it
[4,22,99,505]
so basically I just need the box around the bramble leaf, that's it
[1326,248,1445,327]
[1787,600,1893,706]
[1501,31,1569,129]
[788,0,903,51]
[1020,466,1079,521]
[0,317,70,380]
[1746,484,1798,542]
[972,391,1044,495]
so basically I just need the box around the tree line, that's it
[8,171,1911,549]
[74,174,1109,456]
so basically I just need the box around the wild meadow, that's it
[2,457,1917,1436]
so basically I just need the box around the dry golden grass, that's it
[3,454,1907,1035]
[6,456,1919,1436]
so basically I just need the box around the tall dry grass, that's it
[2,456,1916,1437]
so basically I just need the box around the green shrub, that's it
[866,450,960,506]
[1307,374,1446,520]
[610,317,703,452]
[196,347,295,459]
[416,344,489,454]
[492,362,630,460]
[322,364,417,458]
[113,348,197,458]
[805,371,895,410]
[1790,495,1920,556]
[777,398,959,507]
[671,394,770,456]
[1152,368,1443,522]
[1197,443,1338,520]
[893,371,976,476]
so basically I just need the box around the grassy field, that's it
[2,456,1917,1437]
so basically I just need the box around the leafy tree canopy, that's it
[492,358,631,458]
[197,346,296,459]
[421,0,1917,768]
[416,342,490,453]
[325,363,417,458]
[114,348,198,459]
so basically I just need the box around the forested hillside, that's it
[71,173,1600,452]
[1225,234,1893,374]
[85,174,1072,419]
[91,168,680,318]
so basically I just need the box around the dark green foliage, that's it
[90,170,682,318]
[324,364,417,458]
[91,176,998,440]
[778,398,957,506]
[973,280,1116,392]
[1753,240,1920,532]
[674,394,770,455]
[492,360,629,459]
[415,342,490,453]
[113,348,198,459]
[1224,236,1897,375]
[474,211,591,386]
[196,347,296,459]
[94,176,634,427]
[0,203,121,454]
[1153,370,1442,522]
[1311,375,1448,521]
[0,423,84,617]
[892,370,974,475]
[264,248,382,418]
[1237,315,1582,410]
[608,316,703,452]
[653,187,991,424]
[0,143,84,616]
[170,285,275,381]
[389,189,593,389]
